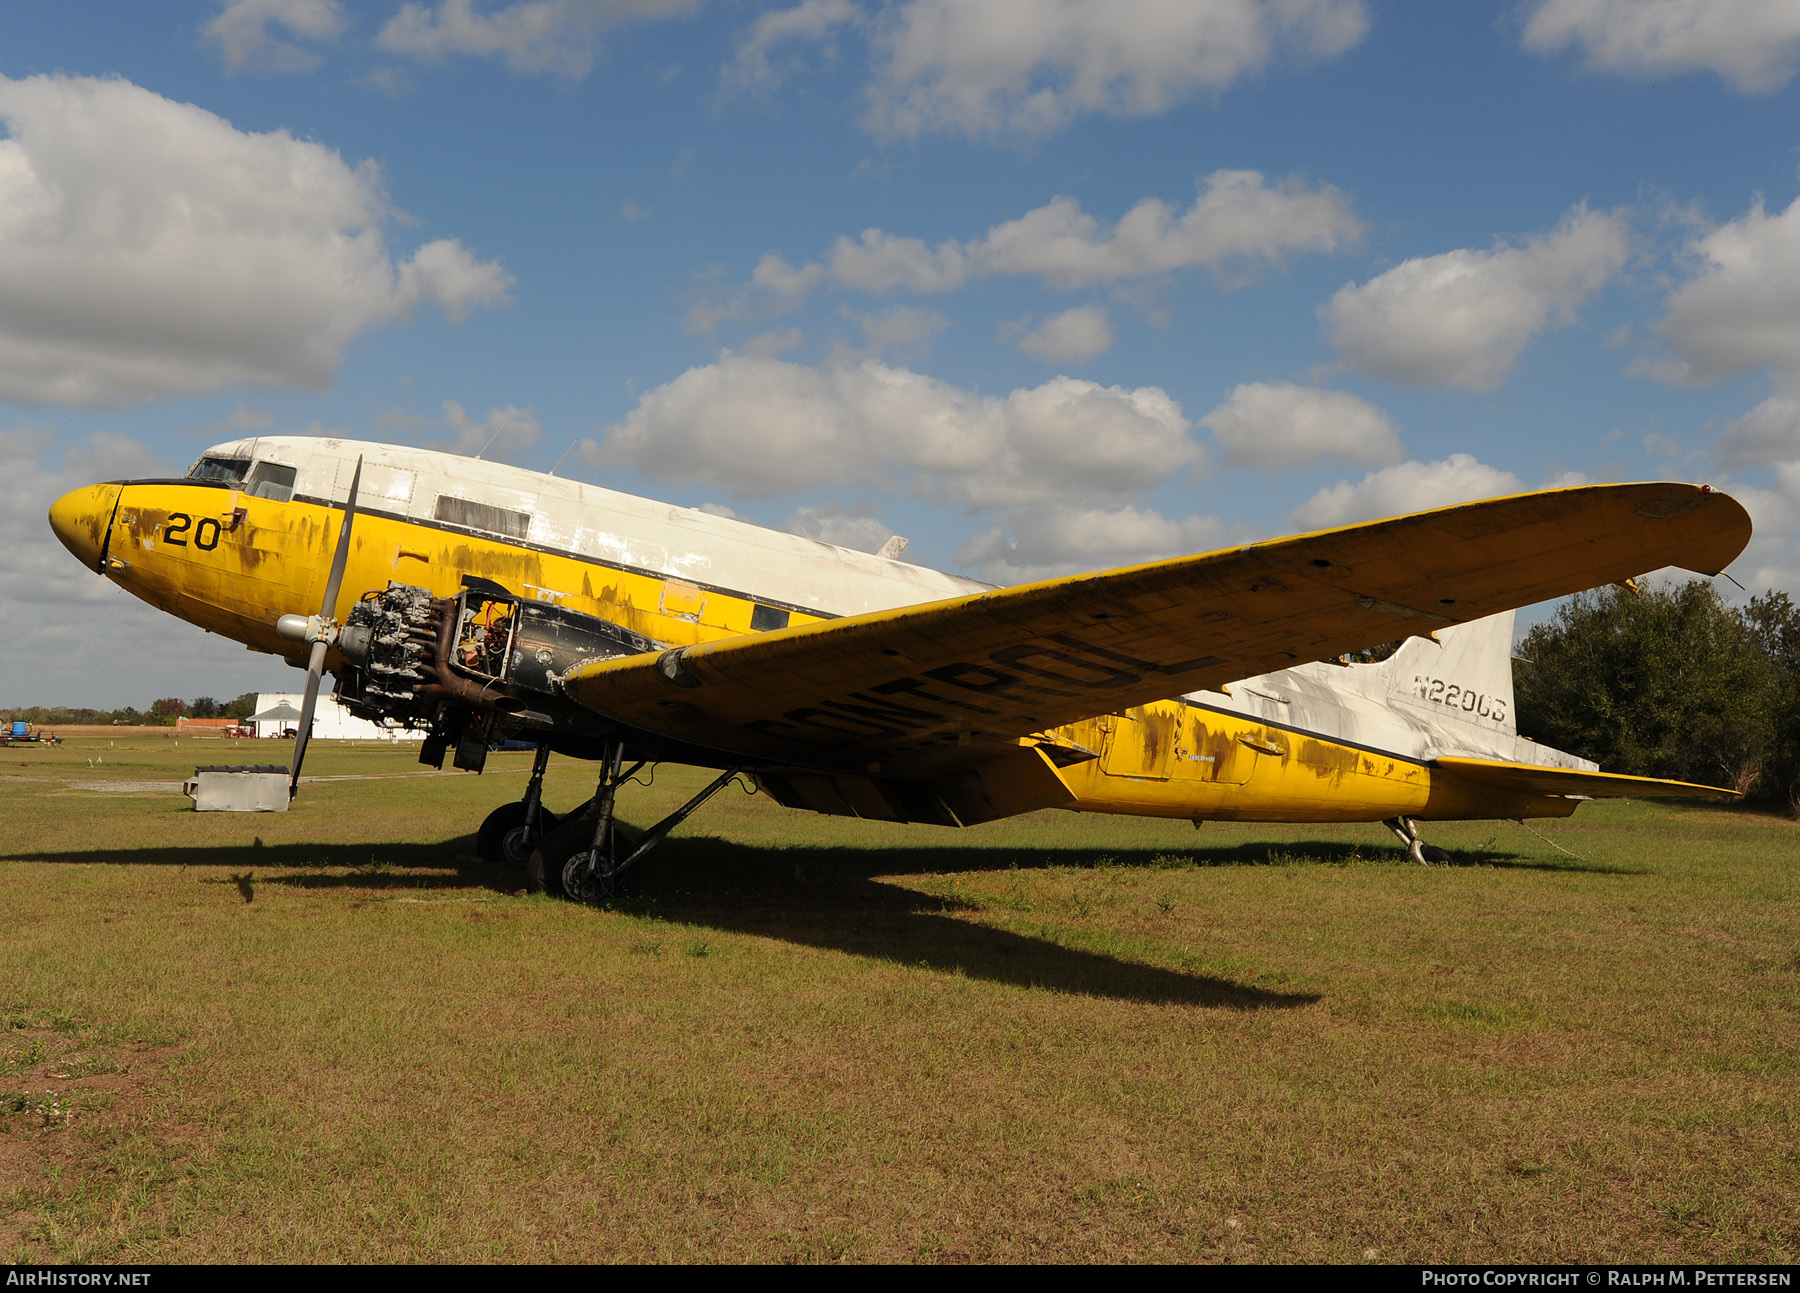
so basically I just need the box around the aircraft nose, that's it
[48,483,122,573]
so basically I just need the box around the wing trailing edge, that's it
[1432,755,1740,802]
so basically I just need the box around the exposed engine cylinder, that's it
[337,583,438,723]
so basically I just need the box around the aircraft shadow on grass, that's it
[2,830,1638,1007]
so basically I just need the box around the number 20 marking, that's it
[165,512,221,552]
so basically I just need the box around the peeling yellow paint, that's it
[99,484,828,668]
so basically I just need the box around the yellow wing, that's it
[563,482,1751,779]
[1433,756,1740,801]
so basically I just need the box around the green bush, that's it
[1516,580,1798,802]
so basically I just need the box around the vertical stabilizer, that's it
[1382,610,1517,737]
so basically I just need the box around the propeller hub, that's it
[276,613,337,646]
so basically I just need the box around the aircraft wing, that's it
[562,482,1751,780]
[1432,756,1740,801]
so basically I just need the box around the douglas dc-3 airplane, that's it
[48,435,1752,900]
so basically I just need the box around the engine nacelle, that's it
[334,582,662,763]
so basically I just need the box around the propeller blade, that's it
[289,638,328,799]
[318,456,362,620]
[289,456,363,800]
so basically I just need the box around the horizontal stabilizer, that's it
[1433,755,1739,801]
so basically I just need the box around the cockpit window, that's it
[187,456,249,484]
[245,461,297,503]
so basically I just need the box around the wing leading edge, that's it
[562,482,1752,780]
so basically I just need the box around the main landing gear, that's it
[524,740,743,903]
[1383,816,1451,866]
[475,743,560,867]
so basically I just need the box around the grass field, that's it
[1,729,1796,1263]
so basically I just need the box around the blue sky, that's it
[8,0,1800,706]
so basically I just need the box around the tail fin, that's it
[1380,610,1517,737]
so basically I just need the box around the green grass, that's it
[0,730,1796,1262]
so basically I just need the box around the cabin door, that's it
[1099,709,1177,780]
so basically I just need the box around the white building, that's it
[252,693,425,741]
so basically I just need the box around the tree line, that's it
[1,692,263,728]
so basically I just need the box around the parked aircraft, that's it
[48,436,1752,899]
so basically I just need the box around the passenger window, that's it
[750,604,790,632]
[245,461,297,502]
[434,495,531,540]
[186,456,249,484]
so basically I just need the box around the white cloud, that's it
[1713,462,1800,596]
[206,0,345,73]
[743,327,805,357]
[956,504,1233,583]
[583,354,1197,506]
[1285,454,1525,531]
[0,74,510,409]
[1014,305,1114,363]
[200,403,278,436]
[1718,377,1800,469]
[436,400,541,460]
[725,0,860,91]
[977,170,1361,287]
[2,430,170,611]
[695,170,1360,330]
[1320,205,1628,392]
[782,500,897,553]
[375,0,698,76]
[1702,383,1800,595]
[1200,381,1401,469]
[771,230,968,295]
[397,238,513,324]
[1644,194,1800,385]
[868,0,1368,138]
[2,429,303,706]
[1522,0,1800,93]
[843,305,949,359]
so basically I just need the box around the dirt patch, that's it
[0,1017,184,1259]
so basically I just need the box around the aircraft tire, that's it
[478,801,564,867]
[477,801,527,865]
[501,809,559,868]
[527,815,593,896]
[527,817,642,899]
[1420,844,1452,865]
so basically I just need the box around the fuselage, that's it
[48,435,1594,824]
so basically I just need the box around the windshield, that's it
[187,456,250,484]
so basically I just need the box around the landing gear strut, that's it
[563,743,632,903]
[475,743,560,867]
[527,741,742,902]
[1383,816,1451,866]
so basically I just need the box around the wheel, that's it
[477,801,561,866]
[527,817,640,898]
[562,851,604,904]
[500,808,558,867]
[477,801,526,865]
[1420,844,1452,865]
[527,814,596,895]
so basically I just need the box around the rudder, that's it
[1380,611,1518,736]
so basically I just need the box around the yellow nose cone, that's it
[48,483,122,573]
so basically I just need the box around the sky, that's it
[8,0,1800,707]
